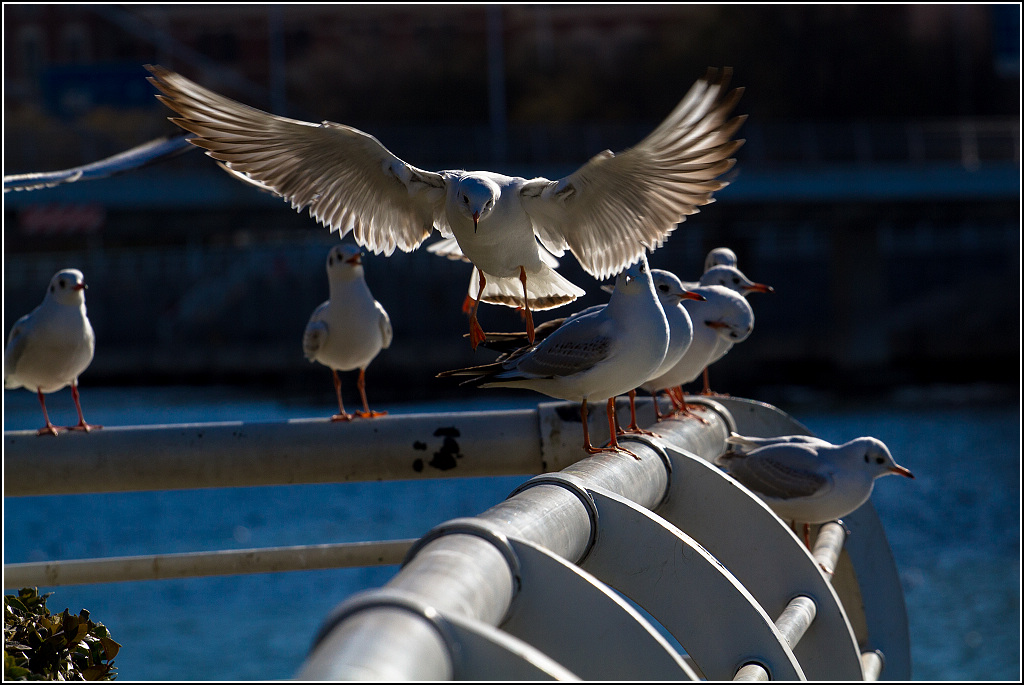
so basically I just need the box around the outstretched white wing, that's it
[147,65,449,256]
[521,67,745,280]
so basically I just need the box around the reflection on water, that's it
[3,386,1019,681]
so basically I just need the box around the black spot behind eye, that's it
[864,454,870,463]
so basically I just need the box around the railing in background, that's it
[3,397,912,680]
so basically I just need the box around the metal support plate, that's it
[579,485,805,681]
[501,536,699,680]
[655,444,864,680]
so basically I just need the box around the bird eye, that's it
[732,277,740,284]
[59,280,66,289]
[658,284,669,292]
[875,456,885,465]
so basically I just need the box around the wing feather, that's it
[147,65,447,256]
[521,67,745,280]
[719,444,832,500]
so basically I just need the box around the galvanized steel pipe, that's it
[812,521,848,579]
[3,540,415,587]
[3,410,549,496]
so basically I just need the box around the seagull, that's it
[438,253,669,459]
[641,284,753,421]
[4,269,100,436]
[683,261,773,394]
[715,433,914,546]
[475,268,704,432]
[304,245,393,421]
[146,64,745,349]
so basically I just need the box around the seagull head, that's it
[651,269,706,307]
[704,247,738,272]
[327,244,364,282]
[700,265,774,296]
[454,175,500,232]
[611,253,656,296]
[46,269,88,306]
[695,286,754,343]
[852,437,915,480]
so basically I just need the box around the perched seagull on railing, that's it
[473,268,704,434]
[3,134,193,192]
[715,433,914,546]
[641,284,753,422]
[4,269,101,436]
[304,245,393,421]
[146,64,745,350]
[438,254,669,459]
[683,260,773,394]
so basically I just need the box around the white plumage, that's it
[715,433,914,544]
[4,269,100,435]
[147,64,744,348]
[641,283,753,419]
[439,254,669,458]
[304,245,393,420]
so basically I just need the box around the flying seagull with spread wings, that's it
[146,64,745,348]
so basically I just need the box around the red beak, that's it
[346,254,362,266]
[472,212,480,233]
[890,465,915,479]
[744,282,774,294]
[73,283,86,291]
[681,290,706,302]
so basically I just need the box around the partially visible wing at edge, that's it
[4,135,194,192]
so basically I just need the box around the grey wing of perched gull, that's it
[3,314,33,383]
[724,432,832,455]
[302,303,330,361]
[716,441,832,500]
[4,135,194,192]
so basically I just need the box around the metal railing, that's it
[3,396,911,680]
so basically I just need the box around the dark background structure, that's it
[3,4,1020,407]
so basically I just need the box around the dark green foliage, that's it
[4,587,120,681]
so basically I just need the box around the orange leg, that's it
[519,266,535,345]
[330,369,355,422]
[67,380,102,432]
[700,366,730,397]
[580,398,639,459]
[468,270,487,350]
[355,368,387,419]
[667,386,709,424]
[35,389,62,436]
[617,389,659,437]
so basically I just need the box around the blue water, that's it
[3,386,1020,681]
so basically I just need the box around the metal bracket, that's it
[403,518,523,597]
[507,473,600,563]
[616,433,673,508]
